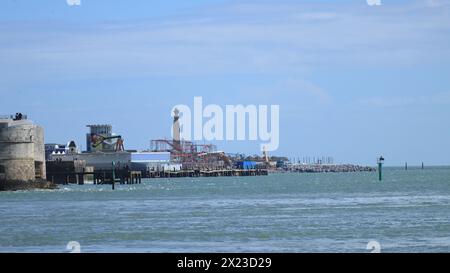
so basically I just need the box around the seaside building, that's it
[49,149,172,172]
[47,124,173,178]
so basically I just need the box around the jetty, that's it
[47,160,268,185]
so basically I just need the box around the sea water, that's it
[0,167,449,253]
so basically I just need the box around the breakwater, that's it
[285,164,375,173]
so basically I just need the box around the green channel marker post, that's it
[377,156,385,181]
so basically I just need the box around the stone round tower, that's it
[0,114,53,191]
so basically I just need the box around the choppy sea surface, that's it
[0,167,449,253]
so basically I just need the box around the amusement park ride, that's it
[91,134,125,152]
[150,138,231,169]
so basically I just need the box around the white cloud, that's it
[0,1,449,85]
[282,79,332,104]
[358,92,450,107]
[425,0,450,7]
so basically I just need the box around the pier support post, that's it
[112,161,116,190]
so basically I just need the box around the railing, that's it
[0,114,28,120]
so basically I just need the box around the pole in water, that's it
[422,162,424,170]
[112,161,116,190]
[377,156,385,181]
[405,162,408,171]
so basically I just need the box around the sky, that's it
[1,0,450,166]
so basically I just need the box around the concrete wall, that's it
[34,126,46,179]
[50,151,175,172]
[50,152,131,170]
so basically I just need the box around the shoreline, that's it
[0,179,57,192]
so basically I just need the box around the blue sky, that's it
[1,0,450,166]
